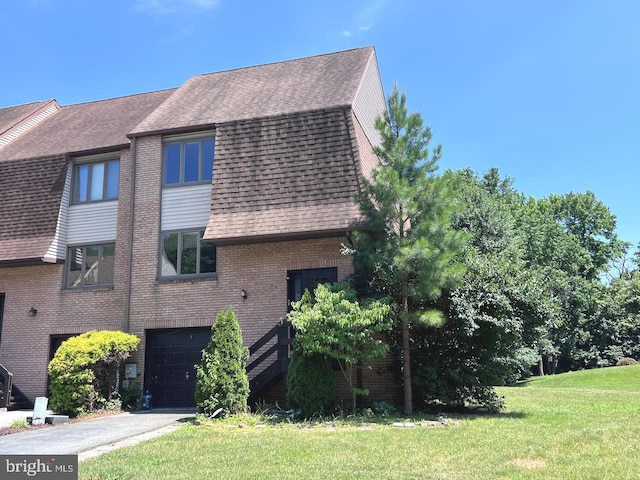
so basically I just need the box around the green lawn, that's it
[80,366,640,479]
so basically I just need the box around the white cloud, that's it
[133,0,219,15]
[340,0,389,37]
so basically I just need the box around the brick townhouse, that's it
[0,46,396,409]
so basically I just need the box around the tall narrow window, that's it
[163,137,215,186]
[73,159,119,203]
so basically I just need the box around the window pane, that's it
[74,165,89,202]
[105,161,119,199]
[200,240,216,274]
[84,246,100,285]
[184,142,199,182]
[181,232,198,274]
[202,139,214,181]
[161,233,179,276]
[164,144,181,185]
[102,245,115,285]
[67,248,83,287]
[90,164,105,201]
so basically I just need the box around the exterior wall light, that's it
[29,307,38,317]
[241,289,248,300]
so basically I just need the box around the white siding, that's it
[67,201,118,245]
[352,53,386,149]
[0,102,60,149]
[43,162,71,262]
[161,184,212,231]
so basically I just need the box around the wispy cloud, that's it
[133,0,219,15]
[341,0,389,37]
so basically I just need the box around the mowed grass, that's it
[80,366,640,480]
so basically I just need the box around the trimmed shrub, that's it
[286,350,335,417]
[195,308,249,416]
[48,330,140,417]
[616,357,639,366]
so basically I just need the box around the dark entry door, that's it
[145,328,211,408]
[287,268,338,309]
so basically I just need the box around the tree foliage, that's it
[287,283,392,413]
[195,308,249,416]
[286,350,335,418]
[48,330,140,417]
[352,86,466,414]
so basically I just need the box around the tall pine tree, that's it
[353,86,466,415]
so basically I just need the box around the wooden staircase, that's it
[0,364,33,411]
[247,320,292,404]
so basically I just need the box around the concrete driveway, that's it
[0,409,195,460]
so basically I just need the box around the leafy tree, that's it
[48,330,140,416]
[195,308,249,416]
[352,86,466,414]
[287,283,392,413]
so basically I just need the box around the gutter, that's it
[123,136,137,333]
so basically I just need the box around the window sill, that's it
[62,285,115,293]
[156,274,217,285]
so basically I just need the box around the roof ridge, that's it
[58,87,179,109]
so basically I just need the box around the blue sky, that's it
[2,0,638,252]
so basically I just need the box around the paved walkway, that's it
[0,409,195,460]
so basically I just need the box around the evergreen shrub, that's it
[195,308,249,416]
[286,350,335,417]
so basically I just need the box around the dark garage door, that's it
[145,328,211,408]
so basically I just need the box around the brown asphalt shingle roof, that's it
[0,154,68,263]
[131,47,375,135]
[204,108,365,244]
[0,101,51,136]
[0,90,175,161]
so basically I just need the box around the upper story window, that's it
[73,158,120,203]
[163,136,214,186]
[66,243,115,288]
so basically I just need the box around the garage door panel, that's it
[146,328,211,408]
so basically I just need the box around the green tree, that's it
[352,86,466,414]
[287,283,392,413]
[195,308,249,416]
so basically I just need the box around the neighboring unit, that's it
[0,47,395,409]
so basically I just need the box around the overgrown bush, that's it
[616,357,639,366]
[195,308,249,416]
[48,330,140,417]
[286,350,335,417]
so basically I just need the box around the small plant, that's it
[10,419,28,429]
[372,401,397,416]
[616,357,639,366]
[120,382,142,410]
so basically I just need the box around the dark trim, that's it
[0,258,56,268]
[203,226,368,246]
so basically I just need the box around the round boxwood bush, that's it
[48,330,140,417]
[286,350,335,418]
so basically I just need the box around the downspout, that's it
[123,136,137,333]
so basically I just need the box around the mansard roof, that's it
[130,47,376,135]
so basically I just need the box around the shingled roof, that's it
[203,108,367,244]
[0,154,68,264]
[130,47,375,136]
[0,90,175,161]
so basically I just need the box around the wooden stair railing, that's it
[247,320,292,399]
[0,363,13,409]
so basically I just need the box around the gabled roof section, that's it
[0,90,175,161]
[130,47,376,136]
[203,107,365,244]
[0,154,68,264]
[0,100,60,150]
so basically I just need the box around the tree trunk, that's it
[538,356,545,376]
[402,282,412,415]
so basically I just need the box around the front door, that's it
[145,328,211,408]
[287,268,338,310]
